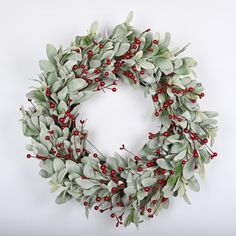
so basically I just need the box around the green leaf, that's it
[156,158,173,170]
[33,141,48,156]
[53,158,65,172]
[67,79,87,92]
[141,177,156,187]
[46,44,57,62]
[39,60,55,72]
[124,209,134,227]
[156,58,173,75]
[58,168,68,182]
[188,178,200,192]
[58,86,68,100]
[139,61,155,70]
[89,59,101,68]
[115,43,130,56]
[90,21,98,34]
[83,165,96,179]
[174,149,187,161]
[75,178,99,189]
[55,190,72,204]
[183,158,195,179]
[125,11,133,25]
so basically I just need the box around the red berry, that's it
[144,187,150,192]
[168,99,173,105]
[147,208,152,213]
[104,196,109,201]
[100,81,105,87]
[182,160,186,165]
[99,44,104,49]
[163,131,169,137]
[135,39,141,44]
[213,152,218,157]
[137,166,142,172]
[134,155,140,161]
[193,149,199,158]
[112,88,117,92]
[94,206,99,210]
[178,118,183,122]
[96,197,101,202]
[72,64,79,71]
[133,44,138,49]
[87,50,93,56]
[188,87,194,92]
[140,70,145,75]
[26,154,31,158]
[81,64,85,69]
[156,149,161,155]
[59,117,65,123]
[199,92,205,98]
[161,169,166,174]
[153,39,159,44]
[111,213,115,218]
[111,187,117,193]
[105,72,109,76]
[50,102,55,109]
[155,112,159,116]
[45,136,50,140]
[120,183,125,188]
[118,167,124,172]
[83,202,88,206]
[74,130,79,136]
[76,148,80,153]
[202,138,208,143]
[170,170,174,175]
[110,169,116,175]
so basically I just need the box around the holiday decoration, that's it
[20,12,218,228]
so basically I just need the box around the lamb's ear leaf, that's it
[55,190,72,204]
[46,44,57,62]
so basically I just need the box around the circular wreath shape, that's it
[21,12,218,228]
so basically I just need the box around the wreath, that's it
[21,12,218,228]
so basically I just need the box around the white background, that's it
[0,0,235,235]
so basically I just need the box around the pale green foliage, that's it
[21,11,218,228]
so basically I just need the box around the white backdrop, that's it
[0,0,236,235]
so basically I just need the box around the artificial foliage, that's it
[21,12,218,228]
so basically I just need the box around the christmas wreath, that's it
[21,12,218,228]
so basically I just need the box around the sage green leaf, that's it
[67,79,87,92]
[70,91,93,105]
[55,190,72,204]
[47,72,58,85]
[183,158,195,179]
[125,11,133,25]
[183,192,191,205]
[46,44,57,62]
[58,86,68,100]
[83,165,96,179]
[66,160,81,174]
[174,149,187,161]
[53,158,65,172]
[156,158,173,170]
[124,209,134,227]
[101,50,114,60]
[75,178,99,189]
[39,60,55,72]
[89,59,101,68]
[58,168,68,182]
[141,177,156,187]
[115,43,130,56]
[159,32,170,49]
[33,141,48,156]
[39,159,54,175]
[57,100,67,114]
[188,178,200,192]
[156,58,173,75]
[90,21,98,34]
[139,61,155,70]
